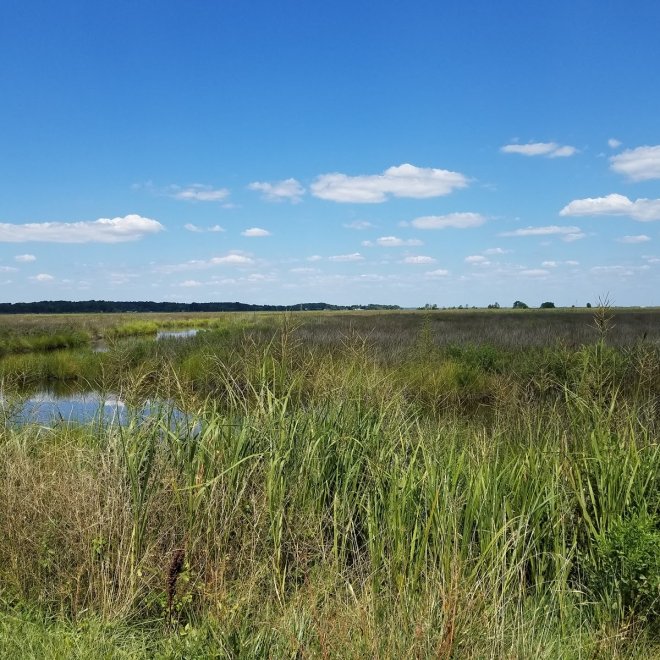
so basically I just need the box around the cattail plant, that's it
[166,546,186,626]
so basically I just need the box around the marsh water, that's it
[91,327,200,353]
[156,328,199,339]
[3,390,128,425]
[0,387,191,428]
[1,329,201,426]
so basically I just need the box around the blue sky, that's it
[1,0,659,307]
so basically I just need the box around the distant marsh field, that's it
[1,307,659,657]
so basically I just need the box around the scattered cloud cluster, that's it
[10,140,659,304]
[0,215,164,243]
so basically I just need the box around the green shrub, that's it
[586,512,660,625]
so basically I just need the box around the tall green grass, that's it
[0,310,659,655]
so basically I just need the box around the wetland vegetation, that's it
[1,307,659,657]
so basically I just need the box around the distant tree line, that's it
[0,300,401,314]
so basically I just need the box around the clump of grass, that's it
[106,321,159,340]
[0,331,90,357]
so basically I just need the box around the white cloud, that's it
[465,255,489,264]
[15,254,36,262]
[608,138,622,149]
[0,215,164,243]
[403,255,436,264]
[328,252,364,262]
[157,252,255,273]
[551,145,578,158]
[610,145,660,181]
[246,273,273,283]
[306,255,323,262]
[210,253,254,265]
[566,260,580,266]
[248,178,304,203]
[310,163,468,203]
[500,142,577,158]
[374,236,423,247]
[591,265,636,276]
[180,280,203,287]
[426,268,449,277]
[171,184,230,202]
[483,247,510,255]
[501,225,583,239]
[520,269,550,277]
[563,232,586,242]
[0,266,18,272]
[542,261,558,267]
[411,212,486,230]
[357,273,390,282]
[30,273,54,282]
[185,223,225,233]
[343,220,375,230]
[289,267,319,274]
[241,227,271,237]
[560,193,660,222]
[618,235,651,244]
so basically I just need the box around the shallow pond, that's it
[90,328,199,352]
[1,388,192,428]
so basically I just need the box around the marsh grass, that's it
[0,309,659,656]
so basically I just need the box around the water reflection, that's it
[1,387,192,429]
[7,391,127,425]
[156,329,199,340]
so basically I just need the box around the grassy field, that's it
[1,307,659,657]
